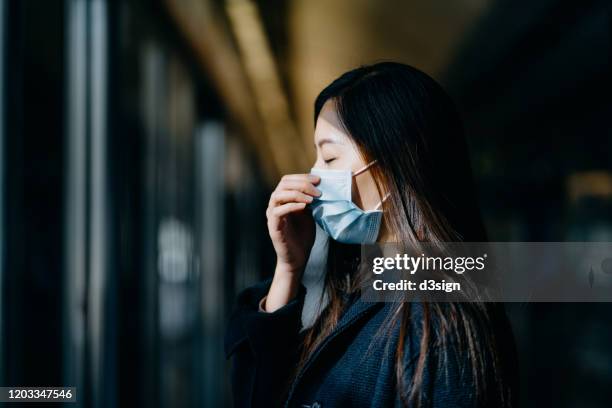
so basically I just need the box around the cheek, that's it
[343,147,366,171]
[352,172,380,210]
[333,156,357,169]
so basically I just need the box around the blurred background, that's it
[0,0,611,407]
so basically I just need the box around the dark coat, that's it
[224,278,517,408]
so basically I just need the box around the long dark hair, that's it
[295,62,515,406]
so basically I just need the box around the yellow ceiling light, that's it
[226,0,310,175]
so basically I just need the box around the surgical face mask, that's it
[309,161,387,244]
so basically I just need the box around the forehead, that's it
[314,100,350,144]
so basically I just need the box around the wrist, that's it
[274,260,305,277]
[266,262,304,312]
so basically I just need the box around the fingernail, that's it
[315,188,322,196]
[308,174,320,182]
[306,195,313,202]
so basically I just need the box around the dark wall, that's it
[2,0,66,387]
[443,0,612,406]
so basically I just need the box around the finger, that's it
[270,190,313,206]
[271,202,307,218]
[281,173,321,185]
[277,179,321,197]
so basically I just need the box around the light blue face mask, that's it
[309,161,387,244]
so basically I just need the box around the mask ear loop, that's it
[353,160,387,210]
[352,159,378,176]
[374,192,391,211]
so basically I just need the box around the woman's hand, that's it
[264,174,321,311]
[267,174,321,274]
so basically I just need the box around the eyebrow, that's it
[315,137,342,148]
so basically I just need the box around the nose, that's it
[312,157,325,168]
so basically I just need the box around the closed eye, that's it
[324,158,336,164]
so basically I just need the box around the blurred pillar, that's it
[64,0,115,407]
[88,1,115,407]
[195,122,226,407]
[140,40,164,408]
[64,0,88,405]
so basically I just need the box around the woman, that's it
[224,62,518,407]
